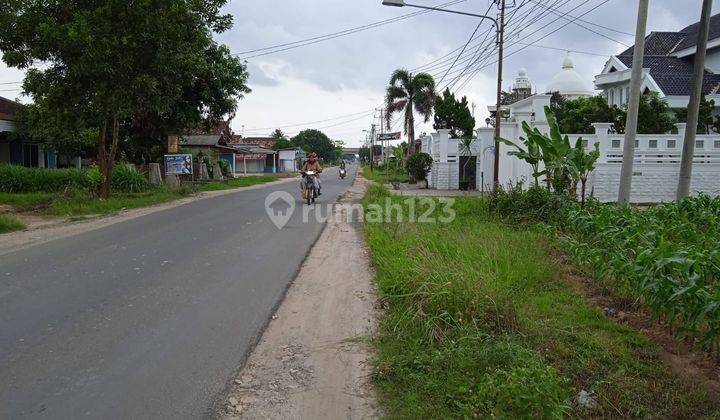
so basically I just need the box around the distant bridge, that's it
[342,147,360,155]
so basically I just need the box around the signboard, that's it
[164,154,193,175]
[377,132,401,141]
[240,154,267,160]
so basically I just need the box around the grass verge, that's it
[0,175,280,217]
[362,164,410,184]
[0,214,26,233]
[363,184,719,418]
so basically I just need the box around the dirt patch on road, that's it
[219,176,380,419]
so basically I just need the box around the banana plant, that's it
[498,135,543,187]
[568,138,600,208]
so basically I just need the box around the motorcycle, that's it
[339,167,347,179]
[301,171,318,205]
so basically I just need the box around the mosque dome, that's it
[545,55,592,97]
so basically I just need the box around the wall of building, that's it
[479,118,720,203]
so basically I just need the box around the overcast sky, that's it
[2,0,719,147]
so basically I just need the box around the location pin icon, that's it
[265,191,296,229]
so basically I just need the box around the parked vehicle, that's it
[301,171,318,205]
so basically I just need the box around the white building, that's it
[595,13,720,108]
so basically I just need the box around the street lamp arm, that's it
[384,1,499,43]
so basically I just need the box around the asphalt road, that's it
[0,165,357,419]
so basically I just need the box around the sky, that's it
[1,0,719,147]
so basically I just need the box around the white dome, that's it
[545,55,592,96]
[518,68,527,77]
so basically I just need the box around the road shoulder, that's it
[220,176,380,419]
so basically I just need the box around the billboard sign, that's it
[164,154,193,175]
[377,132,401,141]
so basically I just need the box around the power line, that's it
[454,0,611,93]
[526,0,630,47]
[235,0,467,60]
[526,0,633,36]
[241,109,375,133]
[437,2,496,84]
[443,0,583,88]
[440,0,563,90]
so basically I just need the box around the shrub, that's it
[488,185,577,225]
[217,159,230,177]
[0,164,93,193]
[111,164,149,193]
[406,152,433,182]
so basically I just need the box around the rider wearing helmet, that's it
[301,152,323,195]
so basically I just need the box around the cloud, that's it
[2,0,718,144]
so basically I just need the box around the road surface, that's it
[0,165,357,419]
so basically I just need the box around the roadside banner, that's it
[164,154,193,175]
[377,132,401,141]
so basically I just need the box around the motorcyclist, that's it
[301,152,322,195]
[340,160,346,170]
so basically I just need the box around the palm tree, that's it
[384,69,436,153]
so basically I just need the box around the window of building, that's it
[649,139,657,148]
[608,89,615,105]
[696,140,704,149]
[612,139,621,148]
[667,139,676,148]
[635,140,639,148]
[715,140,720,149]
[626,87,631,103]
[618,88,623,105]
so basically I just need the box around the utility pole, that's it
[370,123,376,173]
[677,0,713,200]
[617,0,649,206]
[493,0,506,191]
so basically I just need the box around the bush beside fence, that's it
[0,164,149,194]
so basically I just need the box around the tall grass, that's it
[364,184,720,418]
[0,214,25,234]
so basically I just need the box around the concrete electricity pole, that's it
[617,0,649,206]
[370,123,377,172]
[493,0,506,191]
[677,0,713,200]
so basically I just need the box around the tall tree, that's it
[433,88,476,139]
[292,129,335,161]
[0,0,249,197]
[384,69,436,151]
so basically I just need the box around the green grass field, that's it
[0,214,26,234]
[363,184,719,418]
[361,164,410,184]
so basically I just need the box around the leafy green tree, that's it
[635,92,676,134]
[549,93,624,134]
[271,129,288,141]
[14,103,97,161]
[433,88,476,139]
[359,145,382,163]
[673,95,715,134]
[0,0,249,197]
[292,129,335,161]
[384,69,436,151]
